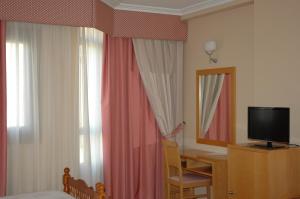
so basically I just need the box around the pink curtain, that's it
[0,20,7,196]
[205,74,231,142]
[102,35,163,199]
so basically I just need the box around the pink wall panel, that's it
[112,10,187,40]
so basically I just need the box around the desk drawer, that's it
[183,159,212,176]
[185,159,210,168]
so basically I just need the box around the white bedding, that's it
[0,191,74,199]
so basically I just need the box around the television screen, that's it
[248,107,289,143]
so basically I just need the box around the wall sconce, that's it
[204,40,218,63]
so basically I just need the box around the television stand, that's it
[228,144,300,198]
[253,141,286,149]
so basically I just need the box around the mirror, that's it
[196,67,236,147]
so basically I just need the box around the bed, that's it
[1,168,105,199]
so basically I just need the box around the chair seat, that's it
[169,173,211,185]
[163,140,211,198]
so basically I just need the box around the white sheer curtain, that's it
[6,22,40,195]
[200,74,225,135]
[6,22,80,195]
[6,22,103,195]
[78,28,103,186]
[132,39,183,139]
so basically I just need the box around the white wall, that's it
[254,0,300,144]
[183,0,300,152]
[183,4,254,152]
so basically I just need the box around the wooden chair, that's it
[162,140,212,199]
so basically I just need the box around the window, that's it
[6,42,25,128]
[6,23,104,193]
[78,28,103,168]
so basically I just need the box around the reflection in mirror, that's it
[196,67,236,147]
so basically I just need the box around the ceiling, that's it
[101,0,234,16]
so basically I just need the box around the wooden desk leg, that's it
[212,162,228,199]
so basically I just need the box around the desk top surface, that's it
[181,148,227,162]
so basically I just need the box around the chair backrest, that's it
[162,139,183,179]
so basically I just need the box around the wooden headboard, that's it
[63,167,105,199]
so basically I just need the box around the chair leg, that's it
[167,183,171,199]
[189,188,194,198]
[179,186,183,199]
[206,186,211,199]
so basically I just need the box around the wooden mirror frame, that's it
[196,67,236,147]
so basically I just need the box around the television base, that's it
[253,141,287,149]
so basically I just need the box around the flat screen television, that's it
[248,107,290,148]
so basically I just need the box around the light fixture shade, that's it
[204,40,216,53]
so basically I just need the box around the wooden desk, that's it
[181,149,228,199]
